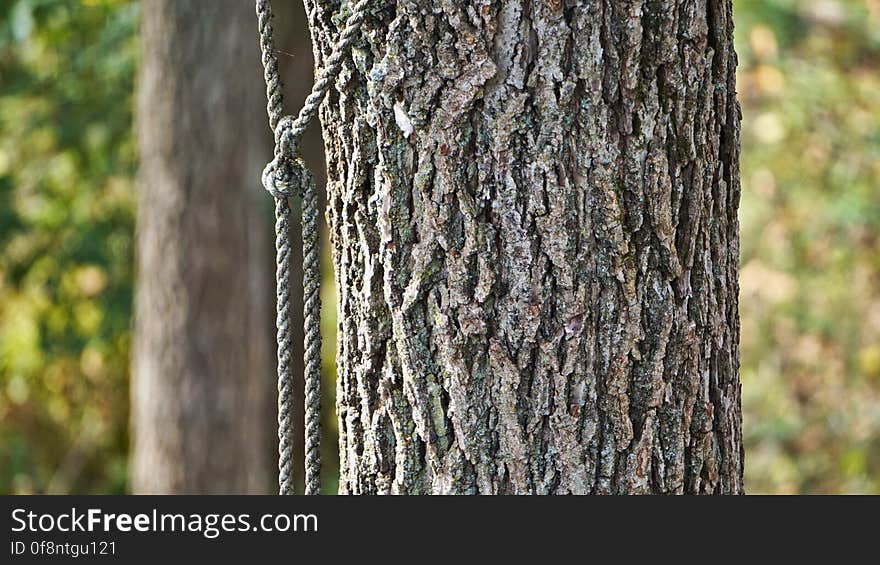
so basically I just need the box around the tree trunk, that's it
[307,0,743,494]
[131,0,275,493]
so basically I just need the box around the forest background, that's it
[1,0,879,494]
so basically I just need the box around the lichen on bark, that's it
[304,0,743,494]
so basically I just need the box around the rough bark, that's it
[131,0,275,493]
[307,0,742,494]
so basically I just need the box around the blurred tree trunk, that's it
[309,0,743,494]
[131,0,275,493]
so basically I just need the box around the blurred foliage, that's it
[735,0,880,493]
[0,0,878,493]
[0,0,137,493]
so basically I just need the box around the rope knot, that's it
[261,115,313,199]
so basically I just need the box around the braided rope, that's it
[255,0,368,495]
[256,0,284,131]
[273,198,294,495]
[289,0,370,139]
[256,0,293,496]
[301,164,322,497]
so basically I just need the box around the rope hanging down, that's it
[255,0,369,495]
